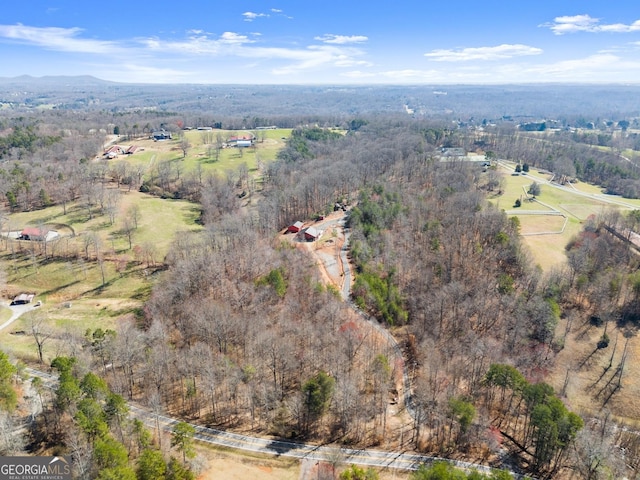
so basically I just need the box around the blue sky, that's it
[1,1,639,84]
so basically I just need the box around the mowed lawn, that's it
[119,128,292,179]
[7,189,201,258]
[2,190,201,309]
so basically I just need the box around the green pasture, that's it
[6,191,201,257]
[0,302,121,364]
[517,214,567,235]
[125,128,291,179]
[492,161,640,271]
[0,190,199,331]
[180,128,290,174]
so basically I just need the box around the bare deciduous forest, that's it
[1,80,640,479]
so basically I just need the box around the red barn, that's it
[288,221,304,233]
[304,226,321,241]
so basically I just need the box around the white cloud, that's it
[270,44,368,75]
[135,30,370,76]
[219,32,254,45]
[425,44,542,62]
[117,63,194,83]
[244,9,292,21]
[542,14,640,35]
[0,24,119,54]
[271,9,293,20]
[315,34,368,45]
[243,12,269,22]
[522,53,640,80]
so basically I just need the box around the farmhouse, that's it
[288,221,304,233]
[151,130,172,141]
[227,135,254,147]
[103,145,124,158]
[439,147,467,161]
[11,293,35,305]
[20,227,49,241]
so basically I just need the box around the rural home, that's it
[11,293,35,305]
[151,130,172,141]
[103,145,124,158]
[227,135,254,147]
[288,221,304,233]
[439,147,467,161]
[19,227,49,241]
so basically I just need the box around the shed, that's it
[288,221,304,233]
[304,226,322,241]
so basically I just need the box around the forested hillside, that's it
[1,87,640,479]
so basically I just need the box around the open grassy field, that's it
[118,128,292,179]
[0,189,189,363]
[490,161,640,271]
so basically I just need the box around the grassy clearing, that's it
[0,301,123,364]
[7,190,202,259]
[492,162,638,271]
[0,191,200,361]
[122,128,291,181]
[517,214,566,235]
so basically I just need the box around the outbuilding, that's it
[288,221,304,233]
[304,226,322,241]
[152,130,172,141]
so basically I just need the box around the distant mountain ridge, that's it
[0,75,117,86]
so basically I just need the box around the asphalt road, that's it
[25,367,508,475]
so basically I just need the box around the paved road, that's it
[25,367,516,475]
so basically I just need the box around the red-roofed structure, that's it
[20,227,48,241]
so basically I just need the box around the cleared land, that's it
[491,161,640,271]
